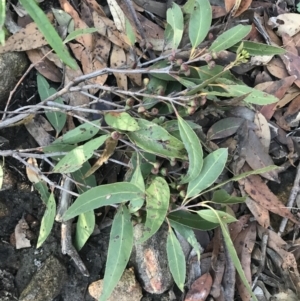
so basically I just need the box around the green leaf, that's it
[187,148,228,198]
[177,115,203,184]
[215,81,279,105]
[170,221,201,260]
[36,193,56,248]
[100,205,133,301]
[168,210,219,230]
[189,0,212,54]
[216,212,258,301]
[37,73,66,134]
[212,189,246,204]
[104,112,139,131]
[72,162,97,250]
[128,163,145,213]
[230,41,285,56]
[53,119,101,145]
[127,119,186,159]
[53,135,109,173]
[162,119,201,138]
[34,181,50,204]
[19,0,77,69]
[63,28,98,44]
[183,0,196,14]
[0,0,5,45]
[139,177,170,243]
[63,183,144,220]
[166,2,184,50]
[197,209,237,224]
[0,164,3,190]
[125,17,136,45]
[166,227,186,292]
[149,61,176,82]
[209,25,251,53]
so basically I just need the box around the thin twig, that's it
[278,161,300,236]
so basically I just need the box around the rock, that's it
[19,255,67,301]
[0,52,29,105]
[0,269,18,301]
[130,223,173,294]
[88,268,142,301]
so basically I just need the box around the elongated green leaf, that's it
[212,189,246,204]
[168,210,219,230]
[34,181,50,204]
[125,17,136,45]
[209,25,251,53]
[166,2,184,50]
[177,115,203,184]
[0,0,5,45]
[104,112,139,131]
[230,41,285,56]
[37,193,56,248]
[189,0,212,53]
[19,0,77,69]
[143,76,169,108]
[170,221,201,260]
[100,205,133,301]
[217,214,258,301]
[163,120,201,139]
[37,73,67,134]
[166,227,186,291]
[63,183,144,220]
[0,164,3,190]
[183,0,196,14]
[215,82,278,105]
[53,119,101,145]
[53,135,109,173]
[72,162,97,250]
[127,119,186,159]
[64,28,98,44]
[187,148,228,198]
[197,209,237,224]
[140,177,170,243]
[128,163,145,213]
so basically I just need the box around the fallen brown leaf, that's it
[185,272,213,301]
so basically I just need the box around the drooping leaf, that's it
[212,189,246,204]
[53,135,109,173]
[162,119,201,140]
[166,2,184,50]
[52,119,101,145]
[177,115,203,183]
[36,192,56,248]
[139,177,170,243]
[63,182,144,220]
[37,73,66,134]
[104,112,139,131]
[209,25,251,53]
[166,227,186,292]
[170,221,201,260]
[215,81,279,105]
[0,164,3,189]
[34,181,50,204]
[217,214,258,301]
[72,162,97,250]
[99,205,133,301]
[189,0,212,54]
[168,210,219,230]
[187,148,228,198]
[127,119,186,159]
[230,41,285,56]
[197,209,237,224]
[63,27,98,44]
[128,163,145,213]
[19,0,77,69]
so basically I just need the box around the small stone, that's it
[88,268,142,301]
[19,255,67,301]
[131,223,173,294]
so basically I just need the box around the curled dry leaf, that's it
[26,48,62,82]
[15,216,31,249]
[185,272,213,301]
[239,166,300,225]
[266,57,289,79]
[232,0,253,17]
[26,158,40,184]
